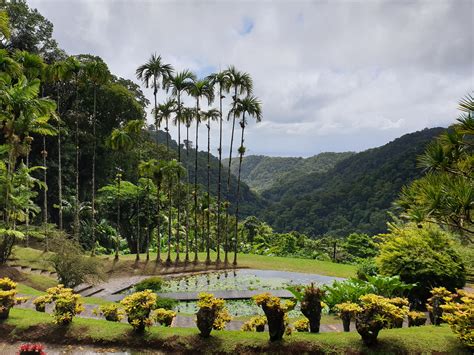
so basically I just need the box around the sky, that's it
[29,0,474,157]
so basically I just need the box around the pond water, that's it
[159,269,343,294]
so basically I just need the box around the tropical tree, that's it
[84,59,110,255]
[224,66,253,263]
[181,106,194,262]
[202,108,220,262]
[233,95,262,264]
[65,55,84,241]
[206,71,229,265]
[45,60,69,231]
[108,119,144,260]
[0,10,10,45]
[136,53,173,133]
[188,79,214,263]
[168,70,196,263]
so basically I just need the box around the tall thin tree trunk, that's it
[234,120,246,265]
[156,183,161,263]
[42,136,48,251]
[136,184,140,261]
[224,87,238,264]
[74,75,80,241]
[185,123,190,263]
[193,99,200,264]
[25,150,29,246]
[166,117,172,266]
[215,86,223,265]
[206,119,211,264]
[91,86,97,255]
[115,173,121,261]
[57,86,63,231]
[176,92,181,263]
[146,183,150,261]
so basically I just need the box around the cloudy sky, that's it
[30,0,473,157]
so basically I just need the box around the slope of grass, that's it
[2,308,468,354]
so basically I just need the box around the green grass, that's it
[2,308,468,354]
[11,247,356,278]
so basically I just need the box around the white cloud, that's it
[29,0,474,156]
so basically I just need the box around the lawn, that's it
[2,308,468,354]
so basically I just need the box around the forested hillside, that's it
[260,128,445,237]
[224,152,353,193]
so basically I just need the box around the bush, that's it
[293,318,310,332]
[196,292,231,337]
[120,290,157,332]
[376,223,465,305]
[335,302,361,332]
[323,279,374,310]
[18,343,46,355]
[155,297,178,310]
[387,297,409,328]
[36,285,84,325]
[49,236,104,288]
[343,233,378,260]
[253,292,295,342]
[441,289,473,348]
[93,304,124,322]
[356,258,378,281]
[407,311,427,327]
[355,294,400,346]
[153,308,176,327]
[365,275,415,298]
[426,287,452,325]
[0,277,27,319]
[299,283,325,333]
[32,295,49,312]
[135,277,164,292]
[241,315,267,332]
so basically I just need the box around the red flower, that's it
[17,343,46,355]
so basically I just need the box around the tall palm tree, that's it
[206,72,229,265]
[188,79,214,263]
[233,96,262,265]
[84,59,110,255]
[202,108,220,262]
[65,56,83,241]
[155,98,177,265]
[46,60,69,231]
[223,66,253,263]
[108,120,144,260]
[181,106,194,263]
[168,70,196,263]
[136,53,173,138]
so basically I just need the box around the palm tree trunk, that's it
[57,86,63,231]
[136,186,140,261]
[146,184,150,261]
[215,86,223,265]
[156,183,161,263]
[91,85,97,256]
[224,87,238,264]
[185,124,190,263]
[74,74,80,241]
[206,119,211,264]
[193,99,200,263]
[165,117,172,266]
[42,136,48,251]
[176,92,181,263]
[233,119,246,265]
[115,173,121,261]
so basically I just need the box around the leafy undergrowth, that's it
[2,308,468,354]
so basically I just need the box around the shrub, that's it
[0,277,27,319]
[135,277,164,292]
[335,302,361,332]
[299,283,325,333]
[441,290,473,348]
[241,315,267,332]
[120,290,157,332]
[293,318,310,332]
[32,295,49,312]
[323,279,374,310]
[38,285,84,325]
[365,275,415,298]
[356,258,378,281]
[196,292,231,337]
[407,311,427,327]
[153,308,176,327]
[253,292,295,342]
[343,233,378,260]
[355,294,400,346]
[387,297,409,328]
[376,224,465,305]
[155,297,178,310]
[426,287,452,325]
[93,303,124,322]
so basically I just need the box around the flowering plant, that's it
[93,303,124,322]
[196,292,232,337]
[153,308,176,327]
[120,290,157,332]
[0,277,27,319]
[17,343,46,355]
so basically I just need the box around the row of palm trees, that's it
[135,54,262,265]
